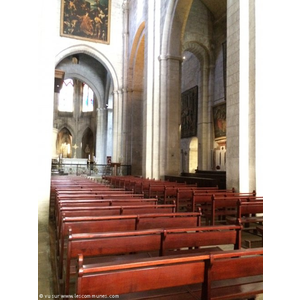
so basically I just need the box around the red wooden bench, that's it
[57,211,202,278]
[204,248,263,299]
[62,224,242,294]
[226,199,263,227]
[191,190,257,212]
[56,203,176,234]
[199,195,262,225]
[55,196,155,225]
[75,248,263,299]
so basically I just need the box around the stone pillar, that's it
[112,90,122,163]
[159,0,194,178]
[248,0,256,192]
[198,64,211,170]
[159,55,182,176]
[226,0,255,192]
[143,0,161,179]
[52,128,58,158]
[121,0,129,166]
[95,108,107,164]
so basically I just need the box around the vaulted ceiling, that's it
[201,0,227,21]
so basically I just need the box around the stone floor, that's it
[38,196,54,299]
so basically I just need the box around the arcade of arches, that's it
[52,0,257,192]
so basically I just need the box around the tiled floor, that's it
[38,178,263,299]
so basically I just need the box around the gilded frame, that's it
[60,0,111,44]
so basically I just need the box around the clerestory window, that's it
[82,83,94,112]
[58,79,74,112]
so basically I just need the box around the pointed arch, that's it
[125,22,146,175]
[81,127,94,159]
[55,45,120,115]
[56,127,73,158]
[158,0,194,176]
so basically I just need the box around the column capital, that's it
[122,0,130,10]
[158,54,183,62]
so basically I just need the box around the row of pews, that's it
[50,175,263,299]
[104,175,263,226]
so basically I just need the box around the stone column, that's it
[226,0,255,192]
[159,55,182,176]
[248,0,256,192]
[112,90,122,163]
[143,0,161,179]
[95,108,107,164]
[198,64,211,170]
[52,128,58,158]
[121,0,129,166]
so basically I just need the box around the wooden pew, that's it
[76,252,209,299]
[58,211,202,278]
[57,197,158,211]
[56,203,176,234]
[164,187,235,208]
[144,182,193,199]
[55,186,124,192]
[226,199,263,227]
[164,186,203,207]
[55,198,161,241]
[204,248,263,300]
[63,224,242,294]
[196,194,262,225]
[50,177,109,218]
[212,197,262,226]
[75,248,263,299]
[191,190,257,212]
[54,193,147,222]
[55,196,153,223]
[55,191,140,200]
[175,189,198,211]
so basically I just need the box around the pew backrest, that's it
[205,248,263,299]
[63,224,241,294]
[76,253,209,297]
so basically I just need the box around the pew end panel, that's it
[205,248,263,300]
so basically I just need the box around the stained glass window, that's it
[58,79,74,112]
[82,83,94,112]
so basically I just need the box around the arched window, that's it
[58,79,73,112]
[82,83,94,112]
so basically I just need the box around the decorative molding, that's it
[158,54,184,62]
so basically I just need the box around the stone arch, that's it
[54,45,121,161]
[182,41,211,67]
[159,0,194,176]
[81,127,94,159]
[55,45,120,93]
[63,73,102,111]
[182,41,212,170]
[125,22,146,175]
[56,127,73,158]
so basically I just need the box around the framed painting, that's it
[181,86,198,138]
[213,103,226,140]
[60,0,111,44]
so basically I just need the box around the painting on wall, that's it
[213,103,226,139]
[60,0,111,44]
[181,86,198,138]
